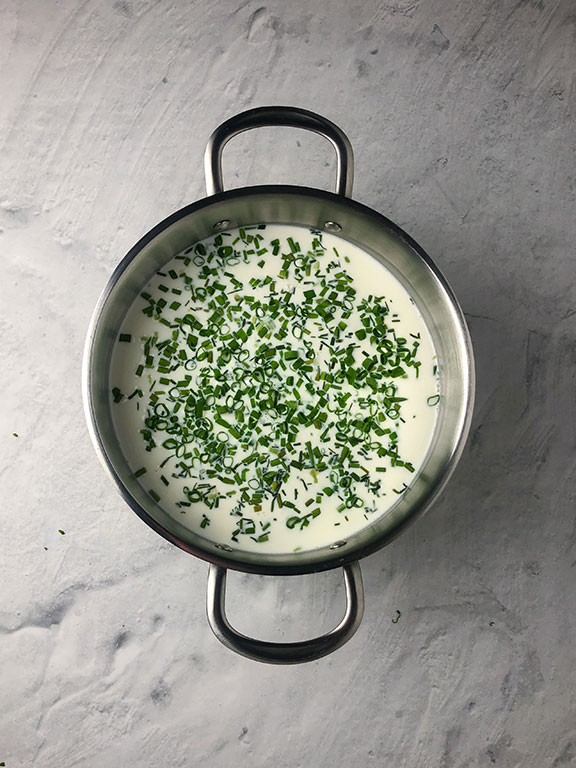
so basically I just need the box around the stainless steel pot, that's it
[83,107,474,664]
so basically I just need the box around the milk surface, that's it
[110,224,440,553]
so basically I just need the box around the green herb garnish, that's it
[111,226,435,546]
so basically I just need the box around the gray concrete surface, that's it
[1,0,575,765]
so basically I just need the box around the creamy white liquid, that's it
[110,224,440,553]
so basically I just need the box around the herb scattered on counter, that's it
[58,529,65,535]
[392,609,402,624]
[12,433,18,437]
[44,547,48,551]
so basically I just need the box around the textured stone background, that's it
[1,0,575,766]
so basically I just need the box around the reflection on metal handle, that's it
[204,105,354,197]
[206,562,364,664]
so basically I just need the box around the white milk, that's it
[109,224,440,553]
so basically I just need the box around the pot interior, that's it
[84,186,474,574]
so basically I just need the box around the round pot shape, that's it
[83,106,474,664]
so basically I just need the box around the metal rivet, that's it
[324,220,342,232]
[329,540,347,550]
[215,543,233,552]
[213,219,231,230]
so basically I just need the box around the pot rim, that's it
[83,183,475,576]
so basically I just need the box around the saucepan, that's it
[83,106,474,664]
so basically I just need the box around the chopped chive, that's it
[112,225,434,547]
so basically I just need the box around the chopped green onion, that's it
[110,225,434,547]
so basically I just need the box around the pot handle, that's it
[204,106,354,198]
[206,561,364,664]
